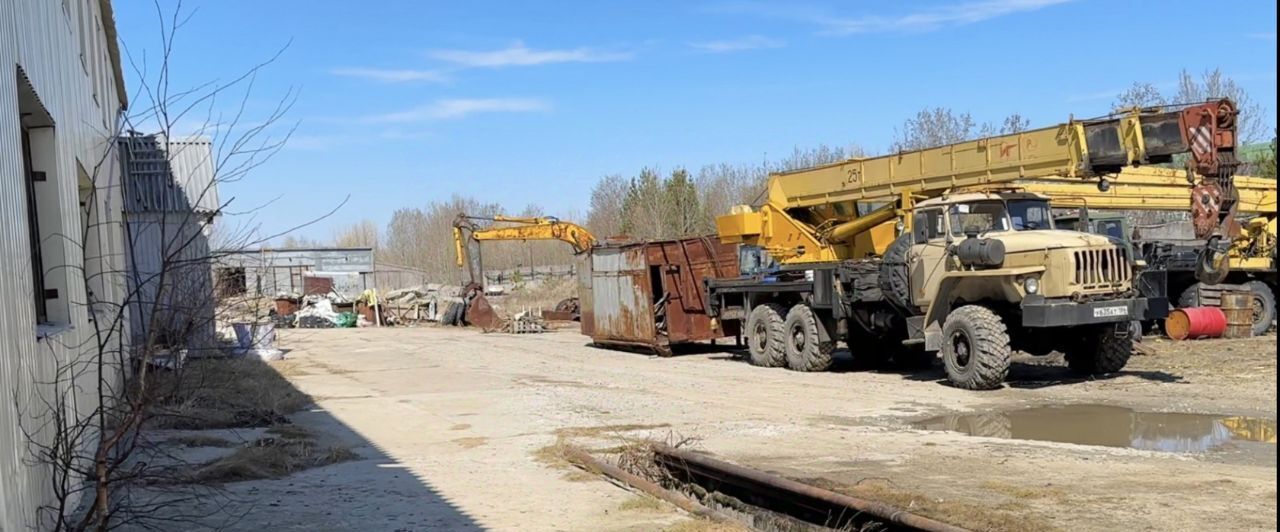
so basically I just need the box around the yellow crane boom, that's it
[717,100,1240,265]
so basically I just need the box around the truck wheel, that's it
[941,306,1011,390]
[746,303,787,368]
[879,233,915,312]
[1245,281,1276,336]
[1065,325,1133,374]
[782,304,835,372]
[1177,283,1202,307]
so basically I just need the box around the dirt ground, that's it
[151,326,1277,531]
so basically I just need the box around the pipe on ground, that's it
[562,447,737,525]
[654,444,970,532]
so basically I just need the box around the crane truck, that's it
[704,100,1239,390]
[452,214,596,320]
[1036,167,1276,336]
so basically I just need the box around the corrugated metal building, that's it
[120,133,219,353]
[215,247,377,300]
[1,1,129,529]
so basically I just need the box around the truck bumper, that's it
[1021,295,1168,328]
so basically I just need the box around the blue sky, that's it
[112,0,1278,242]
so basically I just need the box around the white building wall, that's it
[0,1,127,529]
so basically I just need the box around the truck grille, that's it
[1072,247,1131,288]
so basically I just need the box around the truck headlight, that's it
[1024,277,1039,294]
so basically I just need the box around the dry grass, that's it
[979,479,1069,501]
[144,359,312,430]
[560,470,599,482]
[804,477,1060,532]
[186,437,356,484]
[494,277,577,314]
[167,434,235,448]
[533,423,673,470]
[662,518,749,532]
[618,495,665,512]
[265,424,314,440]
[452,437,488,449]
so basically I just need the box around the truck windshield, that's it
[949,201,1009,235]
[1007,200,1053,231]
[949,199,1053,236]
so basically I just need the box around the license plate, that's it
[1093,306,1128,318]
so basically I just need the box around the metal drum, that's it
[1220,290,1255,339]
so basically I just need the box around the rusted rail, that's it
[562,447,737,525]
[653,444,970,532]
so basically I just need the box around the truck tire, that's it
[1177,284,1201,308]
[1245,281,1276,335]
[941,306,1011,390]
[782,304,835,372]
[879,233,914,312]
[746,303,787,368]
[1065,325,1132,374]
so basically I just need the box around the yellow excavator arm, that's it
[452,214,597,274]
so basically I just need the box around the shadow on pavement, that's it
[122,353,482,531]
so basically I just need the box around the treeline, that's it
[287,68,1273,281]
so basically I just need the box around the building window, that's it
[18,68,68,328]
[22,128,48,323]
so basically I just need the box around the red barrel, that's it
[1166,307,1227,341]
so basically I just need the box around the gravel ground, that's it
[137,326,1276,531]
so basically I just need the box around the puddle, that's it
[913,404,1276,453]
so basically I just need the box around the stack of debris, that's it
[504,310,548,334]
[381,283,466,325]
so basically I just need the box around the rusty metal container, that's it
[1220,290,1254,339]
[274,298,300,316]
[580,236,739,355]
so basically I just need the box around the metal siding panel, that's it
[2,1,128,528]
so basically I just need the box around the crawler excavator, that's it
[705,99,1239,389]
[452,214,596,323]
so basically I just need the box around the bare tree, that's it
[586,174,628,238]
[891,107,982,151]
[1175,68,1267,143]
[1114,82,1168,109]
[279,234,324,248]
[1113,69,1268,143]
[1000,113,1031,134]
[17,2,338,529]
[332,219,380,249]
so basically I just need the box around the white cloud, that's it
[690,35,785,53]
[367,98,550,123]
[427,42,632,68]
[718,0,1071,35]
[330,67,449,83]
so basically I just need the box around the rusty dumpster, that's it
[580,236,739,355]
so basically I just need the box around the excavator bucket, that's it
[465,293,502,331]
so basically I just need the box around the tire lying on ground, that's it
[782,304,835,372]
[745,303,787,368]
[1064,324,1133,374]
[940,305,1012,390]
[1245,280,1276,336]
